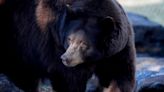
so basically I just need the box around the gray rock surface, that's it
[135,57,164,92]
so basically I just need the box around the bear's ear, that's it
[99,16,117,32]
[98,16,121,57]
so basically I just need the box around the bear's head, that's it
[58,8,117,67]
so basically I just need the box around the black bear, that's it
[0,0,136,92]
[57,0,136,92]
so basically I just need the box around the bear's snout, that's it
[60,54,72,65]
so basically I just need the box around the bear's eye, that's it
[67,37,72,44]
[81,42,89,50]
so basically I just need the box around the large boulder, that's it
[127,13,164,56]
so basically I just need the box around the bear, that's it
[0,0,136,92]
[56,0,136,92]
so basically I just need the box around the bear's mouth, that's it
[62,59,84,67]
[62,60,71,66]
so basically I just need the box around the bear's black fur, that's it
[0,0,64,91]
[0,0,136,92]
[55,0,136,91]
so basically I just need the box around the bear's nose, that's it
[61,54,71,64]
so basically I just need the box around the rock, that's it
[127,13,164,56]
[135,75,164,92]
[135,57,164,92]
[0,74,23,92]
[37,78,54,92]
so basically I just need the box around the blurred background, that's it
[118,0,164,26]
[118,0,164,57]
[118,0,164,91]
